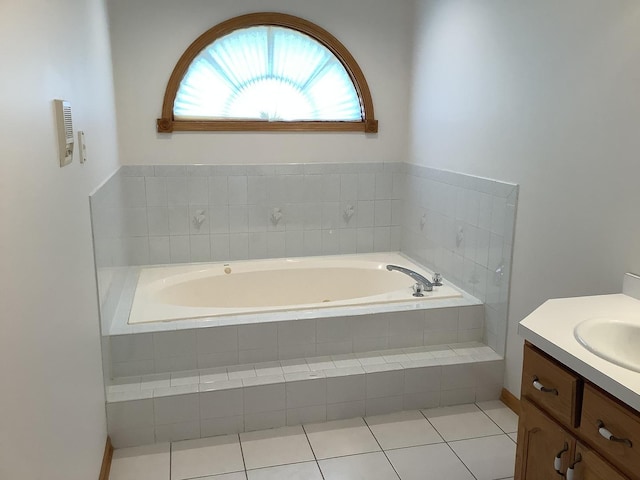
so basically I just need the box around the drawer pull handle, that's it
[566,453,582,480]
[597,420,633,447]
[554,442,569,476]
[533,376,559,395]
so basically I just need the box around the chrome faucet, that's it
[386,265,442,296]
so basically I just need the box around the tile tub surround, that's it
[106,342,505,448]
[90,162,404,270]
[90,162,518,345]
[109,305,485,376]
[400,164,518,356]
[90,161,404,337]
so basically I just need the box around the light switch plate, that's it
[78,131,87,164]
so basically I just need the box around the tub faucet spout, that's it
[386,264,434,294]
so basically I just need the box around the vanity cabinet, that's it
[515,343,639,480]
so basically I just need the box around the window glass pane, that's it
[174,26,362,121]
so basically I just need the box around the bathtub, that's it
[128,253,463,324]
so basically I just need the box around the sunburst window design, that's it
[157,13,378,133]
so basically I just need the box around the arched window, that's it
[157,13,378,133]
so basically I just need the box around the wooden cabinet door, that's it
[570,443,631,480]
[515,399,575,480]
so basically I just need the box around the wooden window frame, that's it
[157,12,378,134]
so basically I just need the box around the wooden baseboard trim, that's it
[500,388,521,415]
[99,436,113,480]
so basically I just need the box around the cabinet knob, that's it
[597,420,633,448]
[533,376,559,395]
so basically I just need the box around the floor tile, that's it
[109,443,170,480]
[509,432,518,443]
[476,400,519,433]
[365,410,443,450]
[319,452,399,480]
[449,434,516,480]
[422,404,502,441]
[171,435,244,480]
[108,401,517,480]
[240,425,314,470]
[305,417,381,459]
[386,443,474,480]
[246,461,323,480]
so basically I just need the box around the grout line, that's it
[301,424,319,461]
[301,423,326,480]
[381,438,446,453]
[418,408,440,434]
[244,459,319,472]
[315,459,326,480]
[361,416,401,480]
[449,431,511,442]
[474,401,515,436]
[444,441,479,480]
[237,432,248,474]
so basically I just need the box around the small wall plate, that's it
[78,131,87,164]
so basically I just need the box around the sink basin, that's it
[574,317,640,373]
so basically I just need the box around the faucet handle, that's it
[412,283,425,297]
[432,273,443,286]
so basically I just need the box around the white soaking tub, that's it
[128,253,462,324]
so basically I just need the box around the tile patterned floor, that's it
[109,401,518,480]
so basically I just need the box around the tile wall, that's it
[91,163,404,269]
[90,163,518,356]
[400,164,518,356]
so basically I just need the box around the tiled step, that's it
[106,343,504,448]
[108,303,486,378]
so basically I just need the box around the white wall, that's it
[409,0,640,396]
[107,0,413,165]
[0,0,120,477]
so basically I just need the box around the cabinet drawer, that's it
[578,384,640,480]
[521,343,580,427]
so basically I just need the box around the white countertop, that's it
[519,291,640,412]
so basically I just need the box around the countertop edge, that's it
[518,322,640,412]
